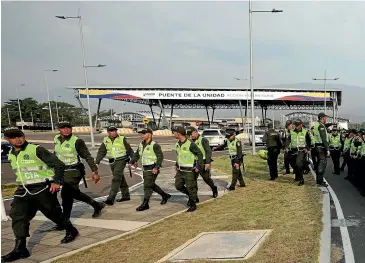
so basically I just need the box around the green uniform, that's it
[263,128,282,180]
[329,134,342,174]
[341,137,352,171]
[313,122,329,184]
[7,141,77,240]
[54,134,103,220]
[175,138,203,202]
[227,138,245,188]
[130,140,167,200]
[285,129,312,183]
[95,135,134,202]
[191,135,216,190]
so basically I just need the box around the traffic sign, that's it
[143,117,149,124]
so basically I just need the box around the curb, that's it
[40,188,227,263]
[309,167,331,263]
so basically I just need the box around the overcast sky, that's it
[1,1,365,118]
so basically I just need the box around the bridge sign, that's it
[143,117,149,124]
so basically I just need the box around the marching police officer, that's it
[2,128,79,262]
[313,113,329,187]
[227,130,246,190]
[50,122,105,231]
[95,126,134,205]
[282,120,293,175]
[263,123,282,180]
[329,126,342,175]
[346,130,362,183]
[340,130,355,172]
[186,127,218,198]
[173,127,204,212]
[285,119,312,186]
[129,128,171,211]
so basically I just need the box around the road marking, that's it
[326,181,355,263]
[164,159,175,163]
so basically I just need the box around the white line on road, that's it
[326,181,355,263]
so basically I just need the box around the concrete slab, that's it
[157,230,272,262]
[32,215,150,231]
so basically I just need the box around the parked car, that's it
[248,130,266,146]
[201,129,227,149]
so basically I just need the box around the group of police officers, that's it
[264,112,365,193]
[2,122,248,262]
[3,113,363,262]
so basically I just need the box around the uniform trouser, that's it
[283,152,291,173]
[352,158,362,187]
[341,151,349,170]
[288,151,306,181]
[347,158,355,179]
[10,184,76,239]
[143,170,166,199]
[315,147,327,184]
[61,168,95,220]
[231,160,245,187]
[199,160,215,189]
[359,157,365,192]
[330,150,341,174]
[175,170,198,201]
[267,147,280,179]
[108,159,130,200]
[312,147,318,172]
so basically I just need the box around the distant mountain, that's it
[266,83,365,122]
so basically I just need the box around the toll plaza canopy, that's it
[68,86,342,128]
[70,86,342,110]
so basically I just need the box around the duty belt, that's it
[329,146,341,151]
[108,156,128,163]
[17,178,52,186]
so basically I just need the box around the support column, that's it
[261,106,264,126]
[158,99,168,129]
[94,98,102,129]
[149,103,156,124]
[238,100,245,131]
[75,95,88,117]
[211,107,216,123]
[205,105,210,125]
[264,108,267,126]
[157,108,162,129]
[170,104,174,130]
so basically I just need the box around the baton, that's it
[82,175,88,188]
[128,165,133,177]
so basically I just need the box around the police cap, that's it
[186,126,197,136]
[107,126,118,131]
[3,127,24,138]
[173,126,186,136]
[285,120,292,128]
[294,119,302,126]
[57,121,73,128]
[139,128,153,134]
[318,112,327,119]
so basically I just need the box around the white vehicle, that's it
[248,130,266,146]
[201,129,227,149]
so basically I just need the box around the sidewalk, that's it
[1,168,228,263]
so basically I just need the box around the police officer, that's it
[95,126,134,205]
[129,128,171,211]
[51,122,105,231]
[186,127,218,198]
[313,113,329,187]
[282,120,293,175]
[285,119,312,186]
[358,130,365,195]
[227,130,246,190]
[329,126,342,175]
[340,130,354,172]
[173,127,204,212]
[263,123,282,180]
[346,130,362,183]
[2,128,78,262]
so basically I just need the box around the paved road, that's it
[325,159,365,263]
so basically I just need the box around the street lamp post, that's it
[44,69,58,131]
[16,84,25,131]
[249,0,283,154]
[312,70,339,116]
[55,95,61,123]
[56,10,106,148]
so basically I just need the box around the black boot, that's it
[212,186,218,198]
[61,226,79,244]
[104,199,114,206]
[187,200,197,212]
[195,197,199,203]
[116,196,131,202]
[40,224,65,232]
[239,181,246,187]
[160,193,171,205]
[1,239,30,262]
[227,186,235,191]
[92,201,105,218]
[298,180,304,186]
[136,199,150,211]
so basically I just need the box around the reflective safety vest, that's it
[227,138,238,156]
[329,135,342,148]
[8,144,55,185]
[343,138,352,151]
[289,129,307,148]
[194,136,206,160]
[54,135,79,166]
[314,122,328,144]
[138,141,157,166]
[176,140,195,168]
[360,142,365,156]
[350,139,359,156]
[309,132,315,147]
[104,136,127,159]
